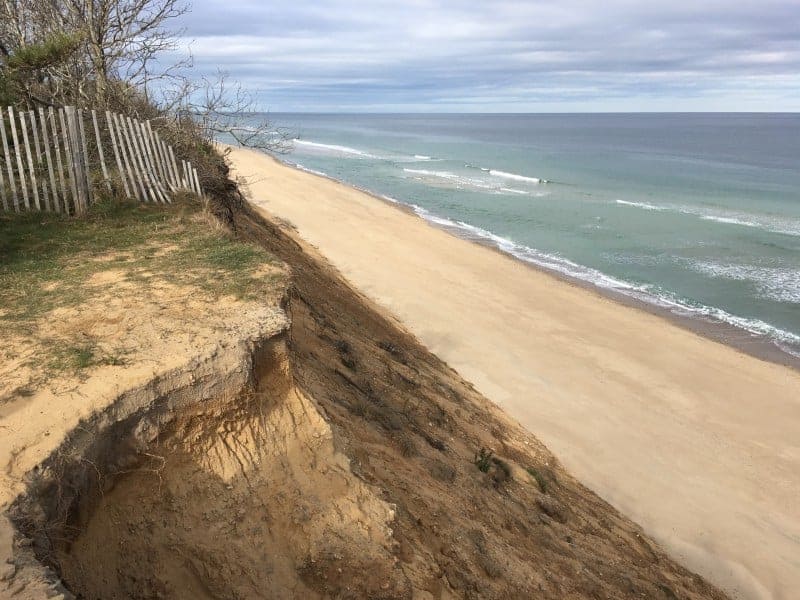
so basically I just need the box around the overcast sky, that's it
[171,0,800,112]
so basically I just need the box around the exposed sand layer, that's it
[228,146,800,600]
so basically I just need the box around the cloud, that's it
[167,0,800,111]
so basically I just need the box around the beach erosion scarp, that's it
[228,145,800,600]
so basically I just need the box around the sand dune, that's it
[228,146,800,600]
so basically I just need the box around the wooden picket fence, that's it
[0,105,203,215]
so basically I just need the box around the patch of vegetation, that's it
[475,448,493,473]
[527,466,549,493]
[525,466,556,494]
[0,196,281,336]
[43,341,128,375]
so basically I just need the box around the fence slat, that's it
[160,138,177,190]
[65,107,86,213]
[50,108,68,214]
[152,128,172,189]
[124,115,153,202]
[0,111,9,211]
[19,111,41,210]
[192,167,201,196]
[115,112,145,201]
[133,118,168,203]
[0,132,6,211]
[29,111,50,211]
[77,109,93,209]
[167,145,180,190]
[105,111,130,198]
[59,108,78,215]
[92,110,111,192]
[0,110,17,211]
[38,107,59,213]
[8,108,30,210]
[145,121,168,189]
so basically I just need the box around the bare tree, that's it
[1,0,188,104]
[162,70,293,154]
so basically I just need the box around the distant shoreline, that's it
[274,153,800,373]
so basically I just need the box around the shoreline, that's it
[281,157,800,372]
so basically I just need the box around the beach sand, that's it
[228,146,800,600]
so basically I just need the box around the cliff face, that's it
[4,199,728,599]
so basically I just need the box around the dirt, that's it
[4,197,729,599]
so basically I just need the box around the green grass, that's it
[0,197,281,337]
[1,197,283,385]
[44,342,130,375]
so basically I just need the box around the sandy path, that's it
[228,147,800,600]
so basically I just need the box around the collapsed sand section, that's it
[1,264,289,597]
[11,338,405,599]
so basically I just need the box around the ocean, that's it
[243,113,800,360]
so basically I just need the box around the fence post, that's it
[38,108,59,213]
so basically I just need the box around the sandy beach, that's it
[229,146,800,600]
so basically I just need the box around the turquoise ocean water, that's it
[246,113,800,359]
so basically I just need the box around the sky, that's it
[171,0,800,112]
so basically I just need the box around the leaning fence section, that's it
[0,105,203,215]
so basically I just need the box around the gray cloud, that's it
[168,0,800,111]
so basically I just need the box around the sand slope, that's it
[229,147,800,600]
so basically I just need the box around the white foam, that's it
[414,154,433,160]
[293,163,328,177]
[615,199,668,211]
[403,168,495,190]
[489,169,542,184]
[700,215,761,228]
[690,261,800,304]
[616,199,800,237]
[643,288,800,350]
[293,139,377,158]
[499,187,529,195]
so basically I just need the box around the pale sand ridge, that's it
[228,146,800,600]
